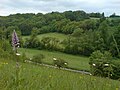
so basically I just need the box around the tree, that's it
[62,21,79,34]
[40,37,51,49]
[100,12,106,22]
[72,28,84,37]
[24,28,40,48]
[98,21,110,49]
[19,21,33,35]
[89,50,113,78]
[89,12,102,18]
[111,25,120,57]
[64,10,89,21]
[110,13,120,18]
[31,27,39,37]
[0,29,5,40]
[0,40,12,59]
[80,19,97,30]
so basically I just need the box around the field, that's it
[0,58,120,90]
[19,33,120,90]
[19,48,90,71]
[22,33,68,42]
[21,33,90,71]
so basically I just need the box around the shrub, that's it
[89,50,120,80]
[89,51,112,77]
[31,54,45,63]
[53,58,68,68]
[111,61,120,80]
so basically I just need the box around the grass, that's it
[19,48,90,71]
[90,17,100,20]
[0,58,120,90]
[22,33,68,42]
[22,33,89,71]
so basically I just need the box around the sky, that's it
[0,0,120,16]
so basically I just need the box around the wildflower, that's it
[12,30,20,51]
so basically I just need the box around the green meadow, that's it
[19,48,90,71]
[22,33,68,42]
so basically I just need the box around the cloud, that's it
[0,0,120,16]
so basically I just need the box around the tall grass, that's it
[0,58,120,90]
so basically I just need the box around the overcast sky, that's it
[0,0,120,16]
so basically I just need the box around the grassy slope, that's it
[22,33,89,71]
[19,48,90,71]
[0,58,120,90]
[23,33,68,42]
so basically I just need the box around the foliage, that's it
[53,58,68,68]
[0,40,13,59]
[40,37,60,51]
[89,50,120,80]
[111,61,120,80]
[24,29,40,49]
[89,12,103,18]
[31,54,45,63]
[109,13,120,18]
[64,10,89,21]
[0,10,120,58]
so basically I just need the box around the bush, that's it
[53,58,68,68]
[89,51,112,77]
[31,54,45,63]
[111,61,120,80]
[89,50,120,80]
